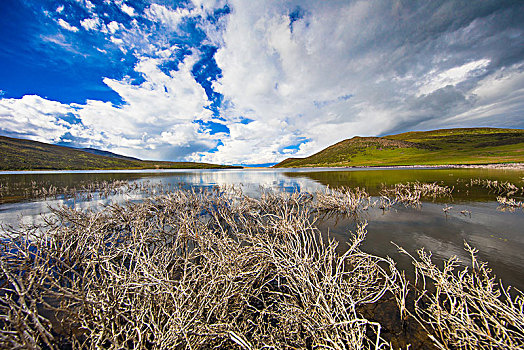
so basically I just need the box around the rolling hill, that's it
[0,135,239,170]
[274,128,524,168]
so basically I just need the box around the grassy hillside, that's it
[0,136,239,170]
[274,128,524,168]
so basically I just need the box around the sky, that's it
[0,0,523,166]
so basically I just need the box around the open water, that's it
[1,167,523,289]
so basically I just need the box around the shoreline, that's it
[1,163,524,174]
[352,163,524,170]
[276,163,524,170]
[442,162,524,169]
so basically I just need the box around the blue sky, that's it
[1,0,524,165]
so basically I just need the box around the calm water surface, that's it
[1,167,523,289]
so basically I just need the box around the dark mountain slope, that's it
[0,135,239,170]
[79,147,140,161]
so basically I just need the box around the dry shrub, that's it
[315,186,371,214]
[2,185,523,349]
[380,182,453,208]
[396,243,524,349]
[469,179,523,197]
[0,187,396,349]
[497,196,524,209]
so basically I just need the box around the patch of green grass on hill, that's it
[0,135,239,170]
[274,128,524,168]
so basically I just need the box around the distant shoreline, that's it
[354,163,524,170]
[2,163,524,175]
[441,163,524,170]
[0,168,244,175]
[275,163,524,170]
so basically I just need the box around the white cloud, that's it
[0,53,221,161]
[471,65,524,103]
[432,64,524,128]
[5,0,524,165]
[107,21,120,34]
[0,95,76,142]
[110,36,124,46]
[145,4,197,30]
[201,0,399,164]
[80,17,101,31]
[40,33,83,55]
[417,59,491,96]
[56,5,64,13]
[58,19,79,32]
[75,0,95,12]
[190,0,226,11]
[85,0,95,11]
[120,4,136,17]
[194,0,524,164]
[198,119,299,165]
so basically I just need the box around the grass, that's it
[0,135,239,170]
[274,127,524,167]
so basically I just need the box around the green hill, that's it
[0,135,239,170]
[274,128,524,168]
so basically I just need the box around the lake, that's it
[1,167,523,290]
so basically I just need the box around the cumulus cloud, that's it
[57,18,79,32]
[0,53,220,161]
[0,95,76,142]
[143,1,225,32]
[0,1,227,161]
[107,21,120,34]
[144,4,195,30]
[120,3,136,17]
[74,54,215,148]
[80,17,101,31]
[2,0,524,165]
[195,0,524,164]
